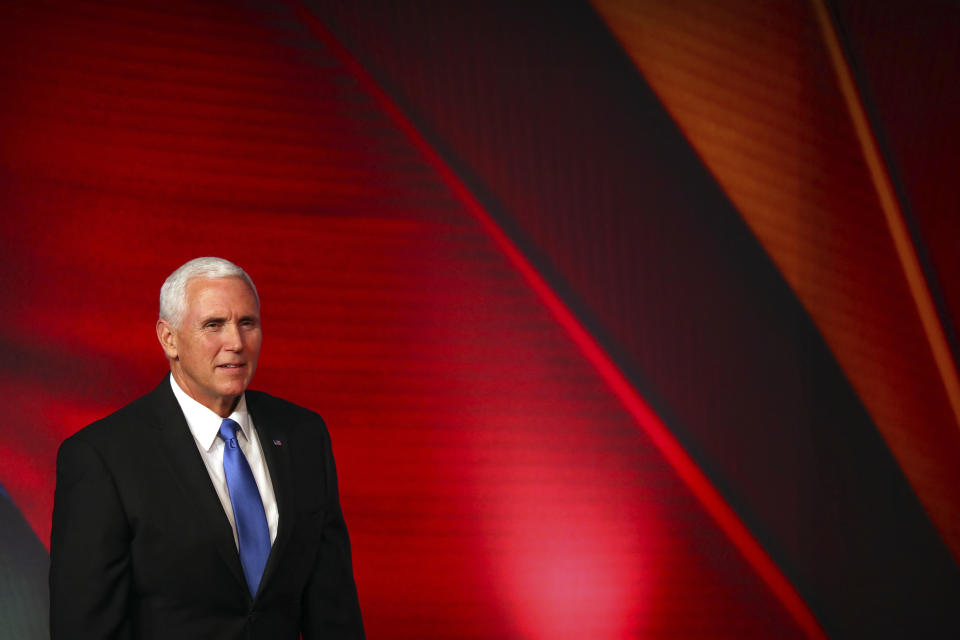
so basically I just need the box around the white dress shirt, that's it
[170,375,279,548]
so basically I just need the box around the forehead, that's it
[183,277,259,315]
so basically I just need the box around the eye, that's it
[204,321,222,330]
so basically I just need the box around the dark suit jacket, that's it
[49,376,364,640]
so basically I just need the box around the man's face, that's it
[158,277,262,416]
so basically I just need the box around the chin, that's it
[220,385,247,398]
[214,380,246,397]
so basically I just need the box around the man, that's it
[50,257,364,639]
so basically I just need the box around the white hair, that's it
[159,257,259,329]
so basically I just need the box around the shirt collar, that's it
[169,374,250,452]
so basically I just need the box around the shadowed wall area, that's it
[1,1,958,637]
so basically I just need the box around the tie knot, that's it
[219,418,241,444]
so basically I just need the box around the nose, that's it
[223,321,243,352]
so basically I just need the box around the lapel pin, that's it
[273,439,283,447]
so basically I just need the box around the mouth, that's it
[217,363,246,370]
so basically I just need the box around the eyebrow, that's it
[198,315,259,324]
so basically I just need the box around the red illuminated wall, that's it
[1,1,958,638]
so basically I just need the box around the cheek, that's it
[193,336,222,360]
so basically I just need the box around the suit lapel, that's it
[247,392,295,598]
[144,377,248,596]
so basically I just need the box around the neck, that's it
[169,369,240,418]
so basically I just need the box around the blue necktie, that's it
[219,418,271,598]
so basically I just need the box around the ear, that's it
[157,318,179,360]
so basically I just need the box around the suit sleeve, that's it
[300,427,365,640]
[49,436,133,640]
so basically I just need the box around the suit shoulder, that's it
[62,389,157,452]
[246,389,326,425]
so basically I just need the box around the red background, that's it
[2,1,959,637]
